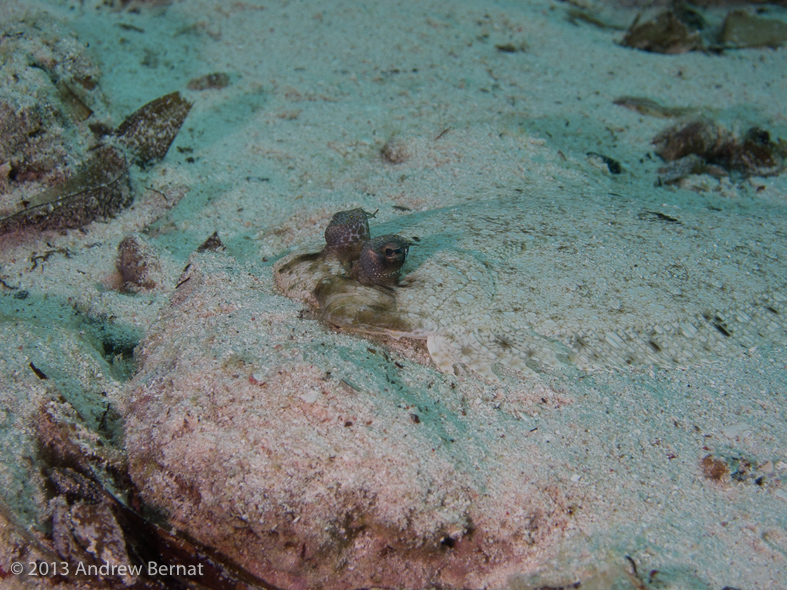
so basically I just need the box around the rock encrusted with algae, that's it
[126,253,572,590]
[0,14,191,237]
[0,15,108,212]
[276,190,787,380]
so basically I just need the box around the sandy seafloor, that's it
[1,0,787,588]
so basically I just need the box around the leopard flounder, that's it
[274,192,787,380]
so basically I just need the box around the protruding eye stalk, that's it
[353,235,410,287]
[321,208,409,287]
[323,208,374,262]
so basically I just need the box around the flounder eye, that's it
[354,234,409,287]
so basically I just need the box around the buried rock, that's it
[124,253,572,590]
[46,468,277,590]
[0,16,191,238]
[0,15,105,190]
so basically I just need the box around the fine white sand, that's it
[1,0,786,589]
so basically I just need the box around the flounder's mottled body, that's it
[275,192,787,379]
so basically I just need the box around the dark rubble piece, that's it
[55,79,94,122]
[621,10,703,54]
[715,127,786,176]
[494,40,528,53]
[565,7,627,31]
[116,234,161,292]
[196,230,224,252]
[0,146,131,235]
[652,117,727,162]
[587,152,622,174]
[115,91,193,166]
[719,10,787,49]
[653,118,785,178]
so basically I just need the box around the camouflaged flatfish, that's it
[275,190,787,380]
